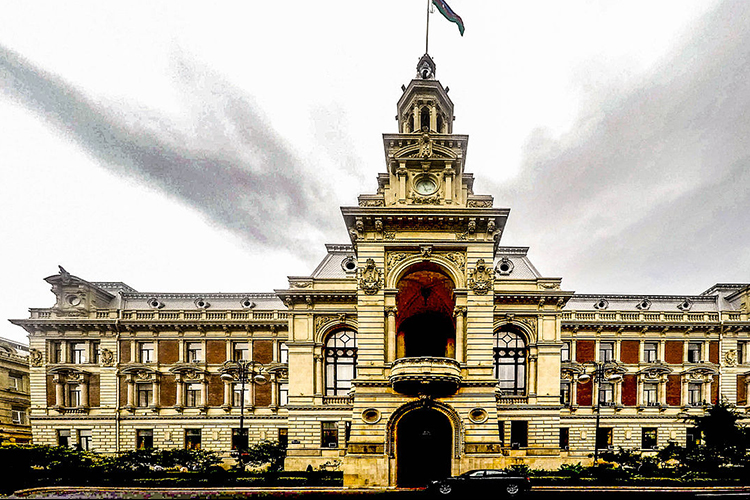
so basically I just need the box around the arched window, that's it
[325,329,357,396]
[420,106,431,131]
[493,330,527,395]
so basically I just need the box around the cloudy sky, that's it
[2,0,747,344]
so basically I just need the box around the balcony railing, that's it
[389,356,462,396]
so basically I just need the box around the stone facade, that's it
[0,336,31,444]
[10,54,750,487]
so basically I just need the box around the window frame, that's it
[324,329,358,396]
[561,341,571,362]
[136,429,153,449]
[687,342,702,363]
[139,342,154,363]
[643,382,658,406]
[137,384,153,407]
[186,342,203,363]
[185,382,202,407]
[599,342,614,362]
[642,427,658,449]
[79,429,92,451]
[493,330,527,395]
[321,421,339,448]
[643,342,658,363]
[185,428,202,450]
[71,343,87,364]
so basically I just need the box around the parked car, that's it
[428,469,531,496]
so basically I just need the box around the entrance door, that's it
[396,408,452,487]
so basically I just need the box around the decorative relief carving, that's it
[383,231,396,240]
[537,282,560,290]
[315,315,339,333]
[412,194,441,205]
[358,259,383,295]
[453,306,467,317]
[29,348,43,367]
[386,252,408,270]
[374,219,384,233]
[384,306,398,317]
[725,349,738,367]
[467,259,494,295]
[420,245,433,259]
[445,252,466,272]
[517,316,538,335]
[100,348,115,367]
[467,219,476,234]
[455,231,468,241]
[359,199,385,207]
[290,281,312,288]
[419,130,433,158]
[468,199,493,208]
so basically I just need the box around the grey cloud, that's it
[493,0,750,294]
[0,45,342,259]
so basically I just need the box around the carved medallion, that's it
[467,259,494,295]
[100,348,115,367]
[358,259,383,295]
[29,348,43,367]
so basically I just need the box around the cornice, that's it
[123,292,278,300]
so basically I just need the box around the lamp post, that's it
[577,362,623,464]
[221,360,268,470]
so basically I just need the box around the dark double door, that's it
[396,408,452,487]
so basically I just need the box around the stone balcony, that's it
[389,356,462,396]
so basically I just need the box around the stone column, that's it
[81,379,89,407]
[54,375,64,407]
[658,377,667,405]
[126,375,134,407]
[430,105,437,131]
[680,375,688,406]
[528,354,538,395]
[200,379,208,407]
[397,164,407,202]
[444,163,454,203]
[571,380,578,406]
[385,307,397,363]
[453,306,466,363]
[152,378,160,407]
[175,378,184,407]
[270,374,278,407]
[412,105,419,130]
[223,380,232,407]
[314,353,324,395]
[636,376,643,406]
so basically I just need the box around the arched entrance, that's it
[395,263,456,359]
[396,407,452,487]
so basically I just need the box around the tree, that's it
[242,440,286,471]
[678,401,749,472]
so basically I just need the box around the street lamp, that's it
[220,360,268,470]
[577,362,623,464]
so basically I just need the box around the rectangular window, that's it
[91,341,100,365]
[53,342,63,363]
[643,383,658,406]
[599,342,614,362]
[596,427,613,450]
[738,342,745,365]
[687,342,702,363]
[58,429,71,447]
[139,342,154,363]
[279,382,289,406]
[185,383,201,407]
[233,383,251,407]
[644,342,658,363]
[9,374,23,391]
[187,342,203,363]
[559,428,569,450]
[79,429,92,451]
[498,421,505,446]
[278,428,288,448]
[11,407,26,425]
[67,384,82,407]
[280,343,289,364]
[232,428,248,451]
[232,342,249,361]
[137,385,153,407]
[688,382,702,405]
[510,420,528,448]
[560,382,571,405]
[71,343,86,364]
[321,421,338,448]
[599,383,614,406]
[642,427,658,449]
[185,429,201,450]
[561,342,571,362]
[136,429,153,449]
[686,427,700,448]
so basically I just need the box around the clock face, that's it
[415,177,437,195]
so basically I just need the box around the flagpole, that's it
[425,0,430,54]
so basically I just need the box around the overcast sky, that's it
[2,0,747,344]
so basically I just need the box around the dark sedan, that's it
[428,469,531,496]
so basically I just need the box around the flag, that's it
[432,0,465,36]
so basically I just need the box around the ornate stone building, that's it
[0,336,31,444]
[10,55,750,487]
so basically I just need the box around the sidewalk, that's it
[9,485,750,499]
